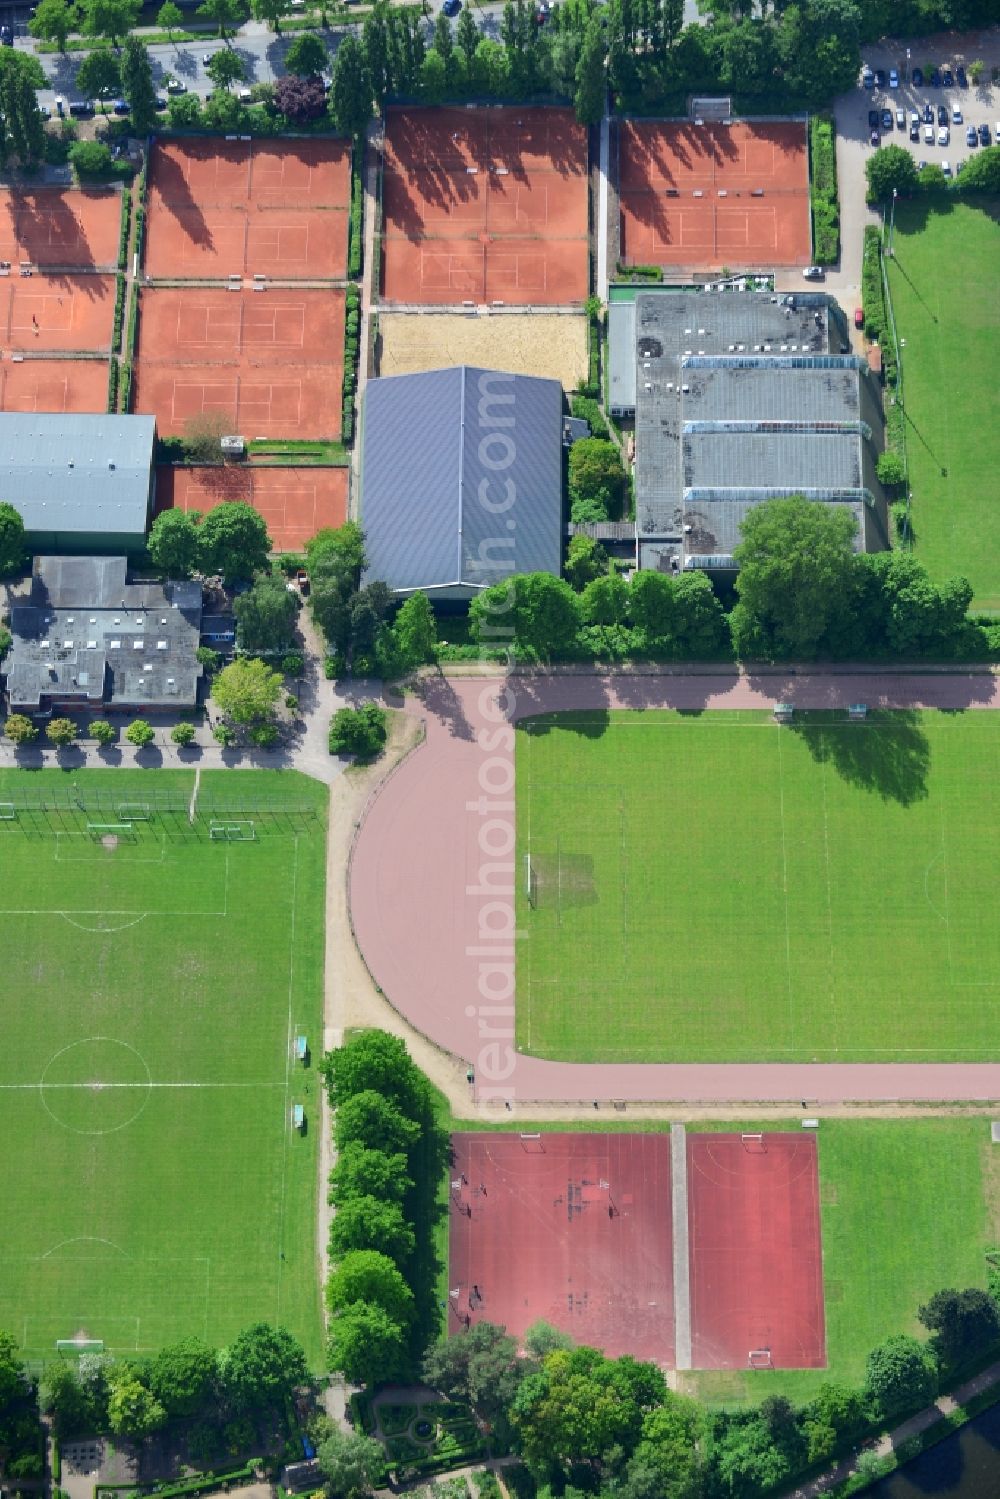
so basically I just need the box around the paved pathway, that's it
[349,670,1000,1106]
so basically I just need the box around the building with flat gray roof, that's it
[360,366,563,600]
[608,290,889,573]
[0,413,156,554]
[6,556,203,714]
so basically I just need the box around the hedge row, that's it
[112,272,125,351]
[133,165,147,269]
[861,225,897,386]
[347,150,363,280]
[120,360,132,413]
[94,1463,257,1499]
[107,355,119,414]
[342,283,361,445]
[126,283,139,364]
[117,186,132,271]
[570,393,609,440]
[809,113,840,265]
[615,261,663,281]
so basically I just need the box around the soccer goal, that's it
[748,1349,773,1370]
[741,1133,767,1153]
[117,803,151,822]
[519,1133,545,1153]
[0,803,16,821]
[525,854,538,910]
[87,823,135,839]
[210,821,256,841]
[56,1338,105,1356]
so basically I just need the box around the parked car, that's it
[979,123,991,145]
[0,23,13,44]
[202,52,213,64]
[166,77,186,93]
[923,123,934,144]
[942,67,953,86]
[862,67,875,88]
[929,67,941,86]
[802,266,825,281]
[441,0,461,12]
[942,159,952,175]
[923,103,933,123]
[68,99,94,116]
[956,64,967,87]
[113,98,129,115]
[854,307,864,328]
[937,103,948,125]
[875,68,886,87]
[870,129,880,146]
[938,125,949,145]
[952,105,963,124]
[896,107,906,127]
[868,108,879,129]
[881,108,893,130]
[966,124,977,146]
[909,121,920,141]
[889,68,899,87]
[911,66,924,86]
[916,159,927,171]
[155,94,167,109]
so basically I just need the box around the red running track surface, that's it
[449,1132,675,1362]
[687,1132,825,1369]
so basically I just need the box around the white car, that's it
[896,108,906,127]
[166,77,187,94]
[942,160,952,176]
[952,105,963,124]
[802,266,825,281]
[889,69,899,87]
[924,123,935,144]
[910,110,920,126]
[938,126,949,145]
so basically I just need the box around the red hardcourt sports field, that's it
[0,358,107,413]
[155,464,348,552]
[381,106,589,305]
[0,273,116,352]
[619,119,811,270]
[0,187,121,269]
[133,286,344,439]
[449,1133,675,1362]
[145,138,351,280]
[687,1133,826,1369]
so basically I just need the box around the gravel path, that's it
[349,669,1000,1108]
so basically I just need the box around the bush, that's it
[615,261,663,280]
[809,114,840,264]
[250,722,279,748]
[5,713,38,745]
[571,393,609,440]
[329,703,388,760]
[196,646,221,671]
[107,355,119,413]
[69,139,113,178]
[170,721,196,747]
[213,724,236,747]
[90,719,116,745]
[125,719,155,748]
[348,150,363,279]
[281,653,303,677]
[878,450,906,490]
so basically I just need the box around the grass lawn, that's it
[0,768,327,1365]
[516,709,1000,1063]
[886,197,1000,610]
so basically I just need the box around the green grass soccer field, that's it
[516,709,1000,1063]
[887,198,1000,609]
[0,768,326,1364]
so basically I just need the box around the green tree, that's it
[864,1333,938,1420]
[286,31,328,76]
[330,1144,412,1206]
[877,450,906,488]
[197,0,248,37]
[328,702,388,759]
[422,1322,523,1424]
[70,139,113,176]
[581,572,629,626]
[146,1338,217,1419]
[29,0,78,50]
[157,0,184,40]
[866,144,919,201]
[568,437,625,521]
[0,52,46,164]
[0,625,10,661]
[731,495,859,659]
[76,47,121,107]
[624,1394,704,1499]
[511,1346,653,1473]
[321,1030,431,1115]
[201,87,246,130]
[219,1324,308,1412]
[233,572,298,654]
[713,1414,793,1497]
[211,657,282,725]
[198,501,271,580]
[672,571,728,656]
[865,551,972,657]
[524,1321,574,1358]
[455,5,478,71]
[125,719,155,747]
[76,1352,114,1428]
[919,1288,1000,1370]
[106,1370,166,1439]
[328,1196,415,1264]
[918,161,947,193]
[46,717,77,747]
[390,591,437,670]
[315,1428,384,1499]
[0,1331,27,1407]
[170,721,196,747]
[5,714,38,745]
[147,509,200,578]
[250,0,289,29]
[120,36,157,130]
[329,33,372,138]
[0,501,26,576]
[333,1089,420,1155]
[564,533,608,591]
[206,46,246,89]
[470,572,580,661]
[307,521,367,581]
[956,145,1000,193]
[777,0,860,105]
[81,0,141,45]
[90,718,116,745]
[325,1249,415,1327]
[38,1361,90,1437]
[167,91,201,128]
[573,16,605,125]
[327,1302,409,1387]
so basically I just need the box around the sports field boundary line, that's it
[0,1081,287,1091]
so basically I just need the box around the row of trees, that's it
[305,523,437,677]
[867,142,1000,201]
[38,1324,309,1448]
[147,501,272,583]
[322,1031,449,1391]
[0,51,47,171]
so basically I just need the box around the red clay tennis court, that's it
[155,465,348,551]
[0,357,108,413]
[687,1132,825,1370]
[145,139,351,280]
[133,286,344,439]
[449,1133,674,1362]
[619,119,811,270]
[381,106,589,306]
[1,273,116,352]
[0,187,121,269]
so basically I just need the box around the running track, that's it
[349,671,1000,1105]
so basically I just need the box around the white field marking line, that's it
[0,1081,283,1090]
[275,835,300,1324]
[620,798,629,971]
[203,1255,211,1341]
[923,851,948,924]
[819,759,837,1046]
[61,913,149,934]
[41,1235,129,1259]
[0,907,226,918]
[941,797,955,982]
[189,767,201,825]
[776,727,794,1022]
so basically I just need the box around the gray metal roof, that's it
[608,300,637,414]
[360,367,563,593]
[7,556,202,710]
[0,414,156,536]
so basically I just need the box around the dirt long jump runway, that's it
[349,672,1000,1105]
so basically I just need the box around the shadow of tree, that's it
[789,710,930,806]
